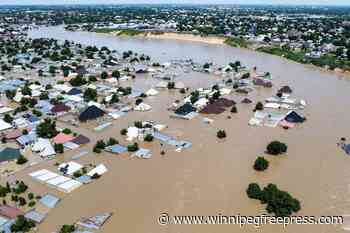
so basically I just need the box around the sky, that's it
[0,0,349,6]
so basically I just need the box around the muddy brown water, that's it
[7,26,350,232]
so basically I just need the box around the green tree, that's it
[16,155,28,165]
[36,119,57,138]
[266,141,288,155]
[3,113,13,123]
[83,88,97,102]
[253,157,269,171]
[100,71,108,79]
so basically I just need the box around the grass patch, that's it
[93,28,143,36]
[224,37,250,48]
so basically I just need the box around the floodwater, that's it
[14,26,350,232]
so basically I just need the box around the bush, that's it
[107,137,118,146]
[134,121,143,128]
[73,171,82,178]
[28,193,34,200]
[266,141,288,155]
[18,197,27,206]
[16,155,28,165]
[36,119,57,138]
[167,82,175,89]
[13,181,28,194]
[54,144,64,154]
[120,128,128,135]
[10,215,36,233]
[247,183,301,217]
[91,173,101,179]
[254,102,264,111]
[3,114,13,123]
[230,106,237,113]
[59,224,75,233]
[93,147,101,153]
[95,140,106,150]
[253,157,269,171]
[28,201,36,207]
[127,143,139,152]
[135,98,143,105]
[217,130,227,139]
[246,183,263,199]
[62,128,72,134]
[144,134,154,142]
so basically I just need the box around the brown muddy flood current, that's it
[12,26,350,232]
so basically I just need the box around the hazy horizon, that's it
[0,0,350,6]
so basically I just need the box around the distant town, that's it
[1,5,350,71]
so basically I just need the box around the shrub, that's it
[134,121,143,128]
[10,215,36,233]
[28,193,34,200]
[254,102,264,111]
[217,130,227,139]
[107,137,118,146]
[95,140,106,150]
[16,155,28,165]
[247,183,301,217]
[28,201,36,207]
[266,141,288,155]
[253,157,269,171]
[62,128,72,134]
[127,143,139,152]
[3,114,13,123]
[36,119,57,138]
[13,181,28,194]
[54,144,64,154]
[18,197,27,206]
[246,183,263,199]
[144,134,154,142]
[59,224,75,233]
[135,98,143,105]
[230,106,237,113]
[167,82,175,89]
[120,128,128,135]
[93,147,101,153]
[73,171,82,178]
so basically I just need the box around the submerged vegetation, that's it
[224,37,250,48]
[94,28,143,36]
[246,183,301,217]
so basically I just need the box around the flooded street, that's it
[21,26,350,233]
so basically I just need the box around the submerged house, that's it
[172,103,198,120]
[0,148,22,163]
[284,111,306,123]
[79,105,106,122]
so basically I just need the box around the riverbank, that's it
[95,29,350,75]
[143,32,226,45]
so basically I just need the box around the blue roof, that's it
[28,115,39,123]
[16,132,37,146]
[36,100,53,113]
[67,88,82,95]
[343,144,350,155]
[0,84,17,92]
[40,194,60,209]
[76,175,92,184]
[108,144,127,154]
